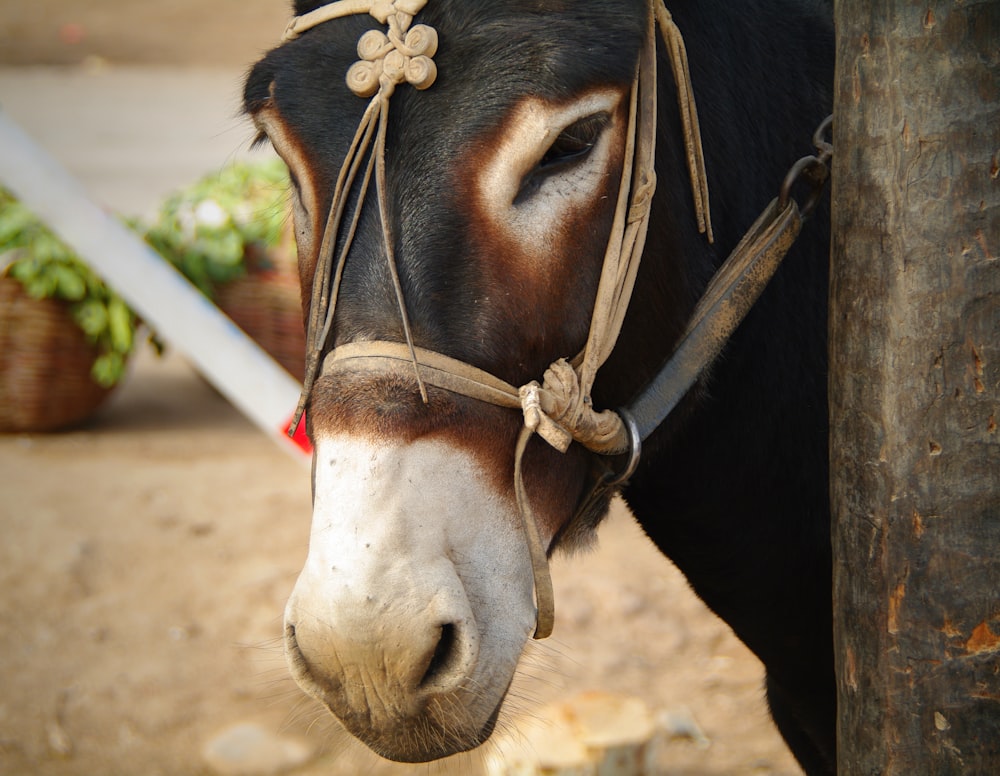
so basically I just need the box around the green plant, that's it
[0,188,137,388]
[142,158,292,297]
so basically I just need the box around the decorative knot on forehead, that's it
[348,13,438,97]
[283,0,438,98]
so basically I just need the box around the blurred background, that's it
[0,3,802,775]
[0,0,285,67]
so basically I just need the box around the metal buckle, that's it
[605,407,642,488]
[778,114,833,219]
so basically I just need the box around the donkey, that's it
[245,0,835,772]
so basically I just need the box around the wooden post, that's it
[830,1,1000,772]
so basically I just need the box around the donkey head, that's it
[243,0,697,761]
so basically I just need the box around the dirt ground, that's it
[1,3,802,775]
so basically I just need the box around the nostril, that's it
[419,622,458,690]
[284,622,299,656]
[284,622,310,676]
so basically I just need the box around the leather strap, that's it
[628,197,802,442]
[284,0,429,42]
[323,341,521,409]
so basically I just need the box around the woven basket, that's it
[0,274,116,432]
[215,238,305,382]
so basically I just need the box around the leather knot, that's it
[369,0,425,24]
[345,4,438,97]
[519,359,630,456]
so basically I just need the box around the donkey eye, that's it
[539,112,610,170]
[514,111,612,204]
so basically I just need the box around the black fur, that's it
[246,1,835,771]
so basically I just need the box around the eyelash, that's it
[250,129,271,151]
[539,112,610,169]
[513,111,610,204]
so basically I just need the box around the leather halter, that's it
[280,0,815,640]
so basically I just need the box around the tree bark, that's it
[830,1,1000,773]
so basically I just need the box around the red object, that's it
[59,23,86,45]
[285,411,313,454]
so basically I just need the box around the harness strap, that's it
[627,197,801,441]
[513,426,555,639]
[284,0,431,42]
[656,6,713,243]
[319,193,808,639]
[324,342,521,408]
[289,0,440,432]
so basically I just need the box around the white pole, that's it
[0,107,310,464]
